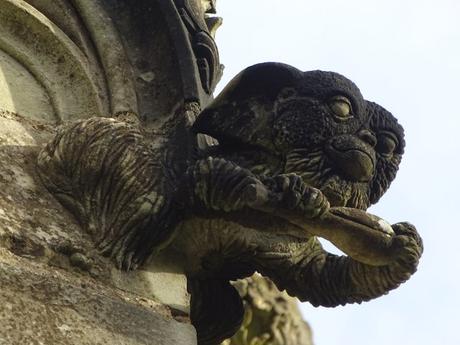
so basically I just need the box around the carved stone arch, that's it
[0,0,222,124]
[0,0,111,121]
[93,0,222,122]
[69,0,139,115]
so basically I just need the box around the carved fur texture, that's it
[37,118,179,270]
[37,63,422,345]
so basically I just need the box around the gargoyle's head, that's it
[194,63,405,210]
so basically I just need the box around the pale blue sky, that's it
[215,1,460,344]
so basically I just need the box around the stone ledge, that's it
[0,250,196,345]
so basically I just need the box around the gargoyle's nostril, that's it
[358,130,377,147]
[326,134,376,182]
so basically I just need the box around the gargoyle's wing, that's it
[193,62,303,151]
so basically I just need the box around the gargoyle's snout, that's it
[326,131,376,182]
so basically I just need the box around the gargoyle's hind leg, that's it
[256,224,422,307]
[37,118,178,270]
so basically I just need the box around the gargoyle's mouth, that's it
[326,144,375,182]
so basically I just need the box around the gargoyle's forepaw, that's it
[243,181,269,206]
[275,174,330,218]
[304,188,330,217]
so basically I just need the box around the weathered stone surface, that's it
[0,2,422,345]
[0,0,110,121]
[0,1,221,343]
[0,0,222,123]
[0,110,195,344]
[224,274,313,345]
[0,48,54,121]
[0,250,195,345]
[35,63,423,345]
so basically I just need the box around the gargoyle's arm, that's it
[258,222,422,307]
[178,157,264,212]
[180,158,406,266]
[178,156,327,218]
[177,157,260,212]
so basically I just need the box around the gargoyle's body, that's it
[37,63,422,345]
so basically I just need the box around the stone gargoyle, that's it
[36,63,423,345]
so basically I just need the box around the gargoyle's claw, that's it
[273,173,330,219]
[243,181,269,207]
[305,188,330,218]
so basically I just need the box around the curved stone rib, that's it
[0,0,108,121]
[0,49,54,120]
[70,0,139,115]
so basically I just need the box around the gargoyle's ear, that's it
[193,63,302,149]
[366,101,405,205]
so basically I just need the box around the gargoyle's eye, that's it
[376,131,399,156]
[329,96,353,120]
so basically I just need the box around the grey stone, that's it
[0,1,224,343]
[36,64,422,345]
[0,110,196,344]
[0,1,421,345]
[0,250,196,345]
